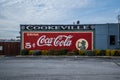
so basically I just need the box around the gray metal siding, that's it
[108,24,118,49]
[95,23,118,50]
[95,24,108,49]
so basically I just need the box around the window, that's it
[110,35,115,45]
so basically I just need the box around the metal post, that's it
[118,15,120,48]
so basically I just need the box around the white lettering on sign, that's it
[37,35,73,47]
[27,33,39,36]
[37,35,53,46]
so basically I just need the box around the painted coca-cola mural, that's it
[22,31,93,51]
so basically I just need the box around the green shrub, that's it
[85,50,94,56]
[33,50,41,55]
[93,50,100,56]
[79,50,85,55]
[93,50,120,56]
[106,50,111,56]
[47,49,68,56]
[29,50,33,55]
[41,50,48,55]
[21,49,29,55]
[58,49,68,55]
[110,50,116,56]
[47,49,56,55]
[105,50,116,56]
[99,50,106,56]
[52,50,60,55]
[73,50,79,55]
[67,51,75,56]
[114,50,120,56]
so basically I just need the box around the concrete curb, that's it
[0,55,5,57]
[15,55,120,58]
[1,55,120,59]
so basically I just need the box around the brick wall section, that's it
[0,42,20,56]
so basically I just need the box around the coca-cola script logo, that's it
[37,35,73,47]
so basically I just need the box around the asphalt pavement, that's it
[0,56,120,80]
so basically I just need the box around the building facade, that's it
[0,23,119,55]
[20,23,119,50]
[95,23,119,50]
[0,41,20,55]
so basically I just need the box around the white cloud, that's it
[0,0,90,23]
[0,0,103,39]
[114,8,120,14]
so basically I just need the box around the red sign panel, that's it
[22,31,93,51]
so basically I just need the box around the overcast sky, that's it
[0,0,120,39]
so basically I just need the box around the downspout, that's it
[118,15,120,48]
[107,23,109,49]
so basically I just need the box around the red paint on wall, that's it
[22,31,93,51]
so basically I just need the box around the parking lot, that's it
[0,56,120,80]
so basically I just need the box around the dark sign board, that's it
[20,25,94,31]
